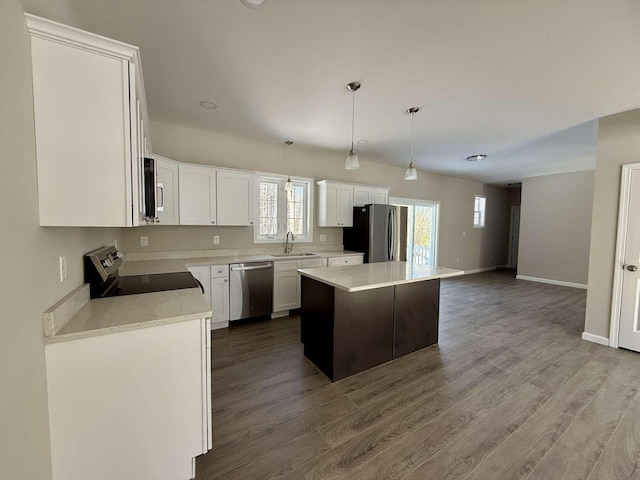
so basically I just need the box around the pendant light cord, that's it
[410,111,415,165]
[351,90,356,151]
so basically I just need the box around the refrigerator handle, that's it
[390,208,396,260]
[387,208,393,260]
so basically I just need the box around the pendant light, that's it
[345,82,361,170]
[284,140,294,192]
[404,107,419,181]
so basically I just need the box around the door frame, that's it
[609,162,640,348]
[507,206,520,269]
[389,197,440,267]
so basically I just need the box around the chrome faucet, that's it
[285,231,295,254]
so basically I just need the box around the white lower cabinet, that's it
[210,265,230,329]
[189,265,230,330]
[45,318,211,480]
[327,255,364,267]
[274,260,302,312]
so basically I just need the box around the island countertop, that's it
[298,262,464,292]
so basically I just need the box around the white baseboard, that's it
[516,275,587,290]
[582,332,610,346]
[463,265,507,275]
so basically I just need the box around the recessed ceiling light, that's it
[199,101,218,110]
[240,0,267,8]
[357,140,369,145]
[466,154,487,162]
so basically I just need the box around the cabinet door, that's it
[323,183,340,226]
[31,36,132,227]
[274,271,300,311]
[210,277,230,323]
[216,170,254,226]
[156,159,179,225]
[353,186,371,207]
[187,266,211,309]
[339,185,354,227]
[179,165,217,225]
[371,188,389,205]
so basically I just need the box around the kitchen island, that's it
[298,262,463,381]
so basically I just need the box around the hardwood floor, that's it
[195,270,640,480]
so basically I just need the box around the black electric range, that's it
[84,246,202,299]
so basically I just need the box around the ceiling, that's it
[50,0,640,183]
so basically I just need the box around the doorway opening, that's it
[390,197,439,266]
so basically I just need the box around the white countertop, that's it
[44,250,362,344]
[45,288,212,344]
[120,250,363,276]
[298,262,464,292]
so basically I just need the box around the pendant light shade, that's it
[404,107,420,181]
[284,140,294,191]
[345,82,361,170]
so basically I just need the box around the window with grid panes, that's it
[255,176,312,242]
[473,195,486,228]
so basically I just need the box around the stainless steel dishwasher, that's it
[229,262,274,322]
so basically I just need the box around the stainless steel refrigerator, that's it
[343,204,408,263]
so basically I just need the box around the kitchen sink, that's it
[270,253,318,258]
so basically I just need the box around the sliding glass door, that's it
[391,198,439,266]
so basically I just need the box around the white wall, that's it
[518,170,594,285]
[1,2,121,478]
[585,109,640,339]
[122,121,511,271]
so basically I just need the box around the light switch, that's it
[140,236,148,247]
[320,234,326,242]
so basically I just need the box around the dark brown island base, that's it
[298,262,464,381]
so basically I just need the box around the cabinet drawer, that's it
[274,260,302,272]
[301,258,327,268]
[328,256,363,267]
[210,264,229,278]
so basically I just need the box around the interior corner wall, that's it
[1,2,122,478]
[122,120,511,271]
[585,110,640,339]
[518,170,594,286]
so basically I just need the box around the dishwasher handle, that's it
[230,264,273,272]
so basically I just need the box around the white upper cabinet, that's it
[216,170,254,226]
[26,14,150,227]
[179,165,217,225]
[317,181,354,227]
[354,185,390,206]
[154,156,180,225]
[179,165,254,226]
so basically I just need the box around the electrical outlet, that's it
[320,234,326,242]
[213,235,220,245]
[114,239,119,250]
[140,236,148,247]
[462,231,467,237]
[456,257,460,263]
[59,256,68,282]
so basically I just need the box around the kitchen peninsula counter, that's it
[298,262,463,381]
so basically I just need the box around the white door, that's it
[156,158,179,225]
[187,266,211,309]
[618,167,640,351]
[274,271,300,311]
[179,165,217,225]
[390,197,439,267]
[508,206,520,269]
[324,183,340,226]
[216,170,254,226]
